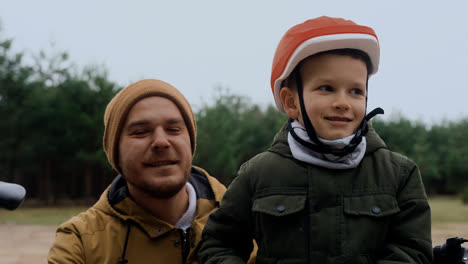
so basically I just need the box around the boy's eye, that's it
[350,88,365,95]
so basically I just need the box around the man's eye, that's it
[317,85,332,92]
[132,130,148,136]
[167,127,182,133]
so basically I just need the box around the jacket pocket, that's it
[252,194,306,216]
[342,194,400,255]
[343,194,400,217]
[252,194,308,261]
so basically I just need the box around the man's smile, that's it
[145,160,178,167]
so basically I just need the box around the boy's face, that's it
[281,54,367,140]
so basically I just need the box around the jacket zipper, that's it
[179,228,190,264]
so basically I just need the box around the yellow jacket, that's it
[48,167,226,264]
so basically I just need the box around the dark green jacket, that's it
[199,124,432,264]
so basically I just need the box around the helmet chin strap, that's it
[289,68,384,157]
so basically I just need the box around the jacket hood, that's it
[106,166,223,206]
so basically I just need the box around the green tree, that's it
[27,62,120,203]
[444,119,468,193]
[373,116,468,195]
[194,90,286,185]
[0,36,36,185]
[0,31,120,204]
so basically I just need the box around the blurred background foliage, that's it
[1,30,467,205]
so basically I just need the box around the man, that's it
[48,79,226,263]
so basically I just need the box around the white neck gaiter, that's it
[287,120,366,169]
[175,182,197,230]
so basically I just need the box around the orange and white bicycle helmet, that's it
[270,16,380,112]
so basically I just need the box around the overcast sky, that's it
[1,0,467,124]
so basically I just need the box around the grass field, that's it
[428,196,468,245]
[0,206,89,225]
[429,196,468,222]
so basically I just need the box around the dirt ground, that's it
[0,223,467,263]
[0,224,57,264]
[431,222,468,246]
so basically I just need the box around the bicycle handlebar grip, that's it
[0,181,26,210]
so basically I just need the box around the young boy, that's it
[198,16,432,263]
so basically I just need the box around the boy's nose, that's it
[332,93,350,110]
[151,128,170,149]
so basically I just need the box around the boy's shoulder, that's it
[238,147,303,181]
[242,148,292,169]
[365,126,387,154]
[366,141,418,183]
[366,127,417,168]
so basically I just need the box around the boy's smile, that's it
[283,53,368,140]
[324,116,352,122]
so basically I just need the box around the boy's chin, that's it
[318,131,354,141]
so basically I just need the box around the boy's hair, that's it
[283,48,372,91]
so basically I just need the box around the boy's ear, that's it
[280,87,300,120]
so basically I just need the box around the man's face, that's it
[118,96,192,199]
[296,54,367,140]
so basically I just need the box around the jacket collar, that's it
[107,166,220,205]
[363,124,387,154]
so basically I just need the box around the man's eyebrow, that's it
[125,120,151,131]
[125,118,185,131]
[165,118,185,125]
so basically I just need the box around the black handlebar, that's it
[0,181,26,210]
[433,237,468,264]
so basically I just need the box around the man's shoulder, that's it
[56,208,100,234]
[57,192,116,236]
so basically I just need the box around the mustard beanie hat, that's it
[103,79,196,174]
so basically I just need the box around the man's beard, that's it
[130,167,191,199]
[141,179,188,199]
